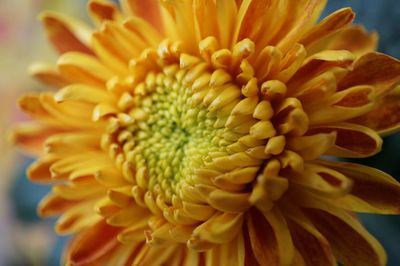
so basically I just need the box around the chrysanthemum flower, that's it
[12,0,400,265]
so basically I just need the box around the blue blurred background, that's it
[0,0,399,265]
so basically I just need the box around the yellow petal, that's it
[55,84,114,104]
[287,132,336,160]
[58,52,114,86]
[290,163,353,198]
[189,212,243,250]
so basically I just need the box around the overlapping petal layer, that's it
[12,0,400,265]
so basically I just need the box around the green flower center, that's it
[131,68,226,199]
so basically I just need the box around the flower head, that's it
[12,0,400,265]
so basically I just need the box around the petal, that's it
[17,95,65,127]
[132,244,177,266]
[233,0,272,45]
[55,200,101,234]
[189,212,243,250]
[247,208,294,266]
[204,232,245,266]
[300,198,387,266]
[288,50,354,90]
[308,123,382,158]
[193,0,219,41]
[107,243,139,266]
[283,202,336,266]
[88,0,121,24]
[39,11,93,55]
[120,0,162,32]
[161,1,198,52]
[287,132,336,160]
[308,25,378,58]
[55,84,115,104]
[216,0,238,48]
[306,85,376,125]
[57,52,114,87]
[27,154,58,182]
[290,163,353,198]
[38,93,101,129]
[65,220,121,266]
[91,31,129,75]
[44,132,101,152]
[29,62,68,88]
[38,193,79,217]
[338,52,400,95]
[301,7,355,48]
[10,123,56,156]
[318,160,400,214]
[351,86,400,135]
[275,0,327,54]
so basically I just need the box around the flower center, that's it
[131,69,226,199]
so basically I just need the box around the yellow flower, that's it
[11,0,400,265]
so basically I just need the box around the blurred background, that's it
[0,0,399,265]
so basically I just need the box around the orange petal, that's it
[318,160,400,214]
[328,25,378,57]
[121,0,162,32]
[88,0,121,24]
[10,122,58,156]
[276,0,327,54]
[301,201,386,266]
[243,223,261,266]
[39,11,93,55]
[233,0,272,45]
[308,123,382,158]
[247,208,294,266]
[301,7,355,48]
[193,0,219,41]
[27,154,58,182]
[351,87,400,135]
[38,193,80,217]
[308,25,378,58]
[288,50,354,91]
[55,201,101,234]
[284,203,336,266]
[338,52,400,95]
[65,220,121,266]
[215,0,238,48]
